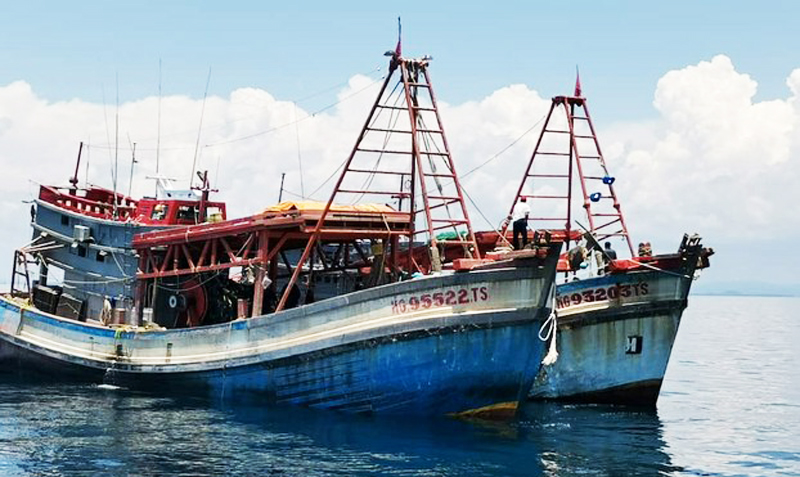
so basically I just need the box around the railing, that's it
[38,185,137,221]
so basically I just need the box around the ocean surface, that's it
[0,295,798,476]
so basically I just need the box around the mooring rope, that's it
[538,308,559,366]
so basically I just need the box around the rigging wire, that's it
[461,112,547,178]
[459,183,513,249]
[81,67,384,152]
[203,76,384,148]
[293,101,305,198]
[303,77,397,200]
[348,80,405,204]
[190,67,213,184]
[156,58,162,176]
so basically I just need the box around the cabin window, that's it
[151,204,169,221]
[177,205,199,222]
[61,215,69,225]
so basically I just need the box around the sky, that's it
[0,1,798,295]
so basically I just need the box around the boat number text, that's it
[391,287,489,315]
[556,283,649,309]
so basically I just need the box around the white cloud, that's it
[1,54,798,286]
[605,55,799,251]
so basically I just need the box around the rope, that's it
[205,76,384,148]
[538,308,559,366]
[83,66,385,151]
[460,184,513,249]
[461,112,547,178]
[155,271,223,292]
[37,258,132,285]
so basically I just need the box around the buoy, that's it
[590,192,602,202]
[602,175,615,185]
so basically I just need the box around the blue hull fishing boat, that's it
[498,81,713,406]
[0,257,555,415]
[1,51,561,417]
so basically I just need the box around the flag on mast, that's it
[395,17,402,57]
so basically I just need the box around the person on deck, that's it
[603,242,617,262]
[567,243,587,277]
[510,197,530,250]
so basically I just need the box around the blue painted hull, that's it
[1,260,557,416]
[0,319,541,415]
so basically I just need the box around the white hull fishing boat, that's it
[530,235,709,404]
[1,50,562,417]
[498,81,713,406]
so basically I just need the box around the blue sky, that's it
[2,1,797,118]
[1,1,799,294]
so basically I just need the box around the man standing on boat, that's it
[602,241,618,272]
[603,241,617,261]
[510,197,530,250]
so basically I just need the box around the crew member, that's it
[509,197,530,250]
[603,241,617,262]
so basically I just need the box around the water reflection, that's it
[518,401,680,476]
[0,380,683,476]
[4,297,799,476]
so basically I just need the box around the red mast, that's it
[504,78,634,256]
[275,49,480,311]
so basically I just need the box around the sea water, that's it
[0,295,798,476]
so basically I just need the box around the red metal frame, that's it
[132,52,481,318]
[275,53,480,312]
[504,83,634,256]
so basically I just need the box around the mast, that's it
[69,142,83,193]
[275,48,479,312]
[504,77,634,256]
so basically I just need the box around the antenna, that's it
[84,137,90,185]
[293,102,305,198]
[278,172,286,203]
[113,72,120,218]
[156,58,162,177]
[70,142,83,191]
[102,86,114,190]
[127,136,137,197]
[214,155,221,192]
[190,66,212,187]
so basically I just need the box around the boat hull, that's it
[1,260,555,416]
[530,268,693,406]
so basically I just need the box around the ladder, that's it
[277,52,479,311]
[505,81,634,256]
[10,250,33,300]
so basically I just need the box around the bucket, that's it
[112,308,126,325]
[125,307,138,326]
